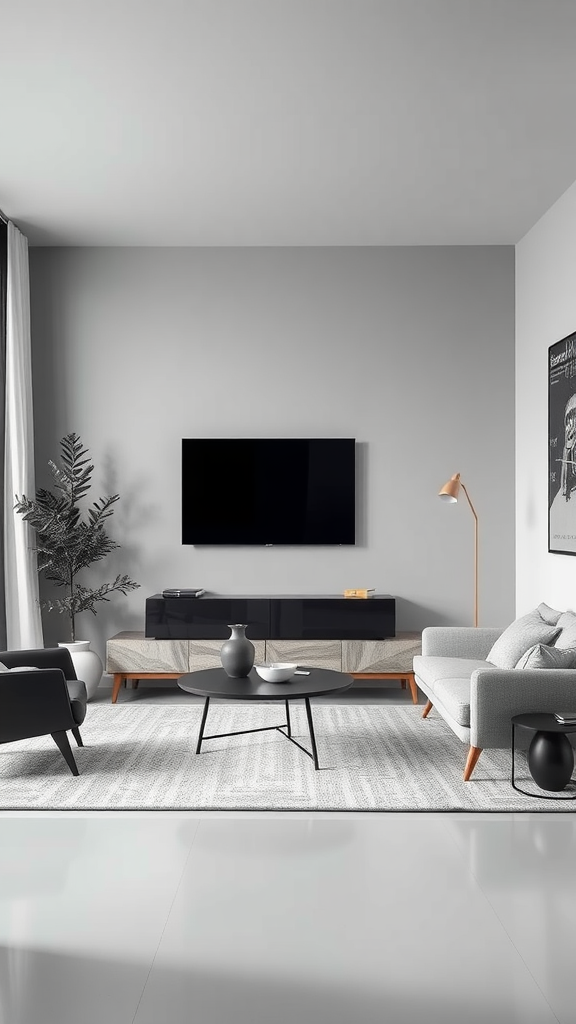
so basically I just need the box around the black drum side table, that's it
[511,713,576,800]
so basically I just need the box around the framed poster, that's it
[549,330,576,554]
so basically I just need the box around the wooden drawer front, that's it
[189,639,266,671]
[342,633,421,673]
[106,632,188,673]
[265,640,342,671]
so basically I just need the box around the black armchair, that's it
[0,647,87,775]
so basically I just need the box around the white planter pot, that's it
[58,640,103,701]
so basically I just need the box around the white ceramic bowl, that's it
[254,663,297,683]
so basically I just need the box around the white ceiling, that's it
[2,0,576,246]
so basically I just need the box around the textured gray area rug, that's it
[0,704,573,810]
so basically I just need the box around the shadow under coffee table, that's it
[178,666,353,770]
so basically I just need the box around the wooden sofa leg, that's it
[464,746,483,781]
[407,674,419,705]
[111,674,124,704]
[422,700,433,719]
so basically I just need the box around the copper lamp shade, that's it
[438,473,461,502]
[438,472,479,627]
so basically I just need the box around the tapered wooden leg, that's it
[111,674,124,704]
[464,745,483,782]
[422,699,433,718]
[132,679,139,690]
[400,679,406,689]
[51,731,79,776]
[407,674,419,705]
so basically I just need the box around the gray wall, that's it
[29,246,515,659]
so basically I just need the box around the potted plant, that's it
[14,432,140,697]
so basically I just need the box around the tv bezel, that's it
[181,436,356,547]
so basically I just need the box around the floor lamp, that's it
[438,473,479,627]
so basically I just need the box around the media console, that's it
[106,594,421,704]
[144,593,396,641]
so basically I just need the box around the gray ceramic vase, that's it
[220,624,255,678]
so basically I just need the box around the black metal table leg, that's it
[193,693,322,769]
[304,697,319,770]
[196,696,210,754]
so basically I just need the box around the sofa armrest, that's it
[470,667,576,748]
[0,669,76,744]
[422,627,503,660]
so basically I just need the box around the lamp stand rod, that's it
[460,482,479,628]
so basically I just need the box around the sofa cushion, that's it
[553,611,576,651]
[432,678,471,727]
[486,610,560,670]
[413,655,489,694]
[516,643,576,670]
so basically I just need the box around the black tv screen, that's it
[182,438,356,545]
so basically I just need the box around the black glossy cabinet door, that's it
[145,595,396,640]
[270,598,395,640]
[145,598,269,640]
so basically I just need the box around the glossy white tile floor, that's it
[0,812,573,1023]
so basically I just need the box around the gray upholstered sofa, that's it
[413,605,576,781]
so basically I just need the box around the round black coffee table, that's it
[511,713,576,799]
[178,666,353,770]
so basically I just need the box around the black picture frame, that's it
[549,331,576,554]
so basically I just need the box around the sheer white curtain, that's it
[4,222,43,648]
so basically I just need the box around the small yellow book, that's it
[343,588,375,599]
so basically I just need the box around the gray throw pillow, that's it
[487,609,561,669]
[537,602,562,625]
[515,643,576,670]
[553,611,576,651]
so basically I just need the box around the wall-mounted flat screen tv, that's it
[182,438,356,545]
